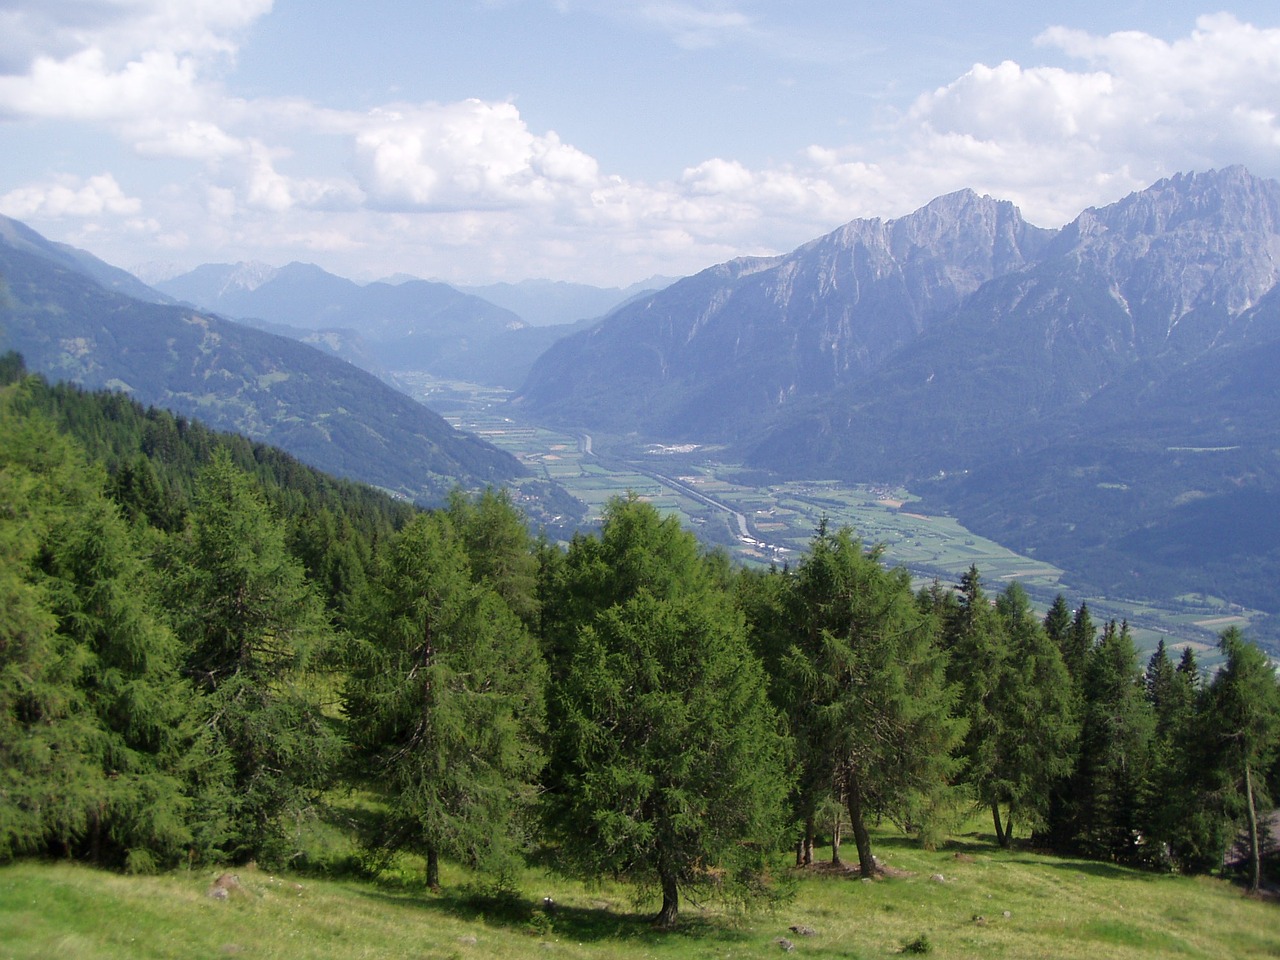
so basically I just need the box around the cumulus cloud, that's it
[352,100,601,212]
[4,5,1280,285]
[0,173,141,219]
[900,14,1280,223]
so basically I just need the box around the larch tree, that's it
[0,395,190,869]
[165,450,341,864]
[343,511,546,889]
[785,526,962,877]
[543,496,790,927]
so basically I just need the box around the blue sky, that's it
[2,2,1279,286]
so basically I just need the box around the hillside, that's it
[2,834,1277,960]
[0,219,525,502]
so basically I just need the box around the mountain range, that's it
[154,264,664,388]
[516,167,1280,616]
[0,216,524,503]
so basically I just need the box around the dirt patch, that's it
[794,858,912,880]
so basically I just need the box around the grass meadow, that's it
[2,826,1276,960]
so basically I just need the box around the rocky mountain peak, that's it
[1053,167,1280,329]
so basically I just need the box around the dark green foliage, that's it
[987,583,1078,844]
[1069,622,1155,862]
[1204,628,1280,892]
[164,451,341,864]
[343,511,546,887]
[543,497,790,926]
[783,528,962,874]
[0,391,190,869]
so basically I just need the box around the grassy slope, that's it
[2,832,1275,960]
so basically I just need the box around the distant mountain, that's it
[458,276,677,326]
[0,217,525,502]
[515,167,1280,617]
[155,261,561,386]
[0,216,172,304]
[516,188,1053,439]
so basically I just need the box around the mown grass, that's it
[1,827,1276,960]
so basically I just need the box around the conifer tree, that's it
[165,450,340,863]
[986,583,1078,846]
[1205,628,1280,893]
[0,395,190,868]
[343,511,546,888]
[544,497,789,927]
[785,527,962,875]
[1071,621,1155,861]
[447,487,540,630]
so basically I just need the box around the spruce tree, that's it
[987,583,1078,846]
[1205,628,1280,892]
[1071,621,1155,861]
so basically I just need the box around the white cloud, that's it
[632,2,754,49]
[0,173,141,219]
[5,7,1280,285]
[899,14,1280,224]
[352,100,601,212]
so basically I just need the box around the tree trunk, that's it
[992,801,1006,847]
[802,814,815,866]
[426,845,440,890]
[1245,762,1261,894]
[831,809,842,866]
[654,870,679,928]
[1004,809,1014,847]
[845,770,876,878]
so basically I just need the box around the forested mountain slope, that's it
[0,221,525,502]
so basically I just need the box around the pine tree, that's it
[343,511,546,888]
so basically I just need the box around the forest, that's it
[1,352,1278,928]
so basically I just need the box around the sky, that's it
[2,2,1279,287]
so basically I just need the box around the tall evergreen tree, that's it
[543,497,789,927]
[986,583,1078,846]
[165,450,340,863]
[785,527,962,876]
[0,394,190,868]
[1071,621,1155,862]
[343,511,546,888]
[1205,628,1280,893]
[447,487,540,630]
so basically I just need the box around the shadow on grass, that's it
[1005,857,1162,882]
[343,883,759,946]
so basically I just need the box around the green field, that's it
[3,830,1276,960]
[400,374,1257,661]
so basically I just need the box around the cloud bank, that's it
[1,3,1279,284]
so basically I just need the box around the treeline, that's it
[2,360,1278,926]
